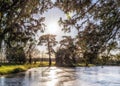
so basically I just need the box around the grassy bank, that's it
[76,63,95,67]
[0,62,55,75]
[0,62,96,75]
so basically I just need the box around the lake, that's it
[0,66,120,86]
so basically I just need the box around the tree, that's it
[6,46,26,64]
[56,0,120,64]
[32,48,41,64]
[26,42,36,64]
[1,0,119,65]
[56,36,80,66]
[115,54,120,65]
[60,36,77,63]
[38,34,57,66]
[0,0,53,63]
[0,0,46,47]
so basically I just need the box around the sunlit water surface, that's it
[0,66,120,86]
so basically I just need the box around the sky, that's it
[36,0,98,52]
[42,7,77,40]
[37,7,77,52]
[36,1,120,55]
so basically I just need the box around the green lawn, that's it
[0,65,26,75]
[0,62,55,75]
[0,62,95,75]
[76,63,95,67]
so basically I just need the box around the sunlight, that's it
[49,67,57,79]
[46,21,59,34]
[46,67,58,86]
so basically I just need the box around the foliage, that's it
[6,46,26,63]
[10,67,25,73]
[56,36,81,66]
[56,0,120,64]
[0,0,53,63]
[0,65,26,75]
[39,34,57,66]
[115,53,120,64]
[0,0,48,47]
[0,0,120,66]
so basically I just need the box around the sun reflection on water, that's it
[46,67,59,86]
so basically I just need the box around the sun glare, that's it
[46,21,59,34]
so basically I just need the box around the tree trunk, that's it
[49,53,51,66]
[48,40,51,66]
[72,53,76,64]
[84,52,98,65]
[29,54,32,64]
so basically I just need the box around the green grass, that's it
[76,63,95,67]
[0,62,95,75]
[0,65,26,75]
[0,62,55,75]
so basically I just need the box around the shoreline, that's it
[0,62,55,76]
[0,63,119,76]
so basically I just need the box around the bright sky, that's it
[36,0,98,53]
[43,7,77,40]
[36,0,120,56]
[37,7,77,52]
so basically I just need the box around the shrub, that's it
[11,67,26,73]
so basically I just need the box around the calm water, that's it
[0,66,120,86]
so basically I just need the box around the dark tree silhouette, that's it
[0,0,120,66]
[39,34,57,66]
[56,36,80,66]
[6,46,26,64]
[0,0,53,63]
[56,0,120,64]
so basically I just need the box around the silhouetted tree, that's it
[0,0,53,63]
[56,0,120,64]
[26,42,36,64]
[56,36,80,66]
[116,54,120,65]
[6,46,26,64]
[38,34,57,66]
